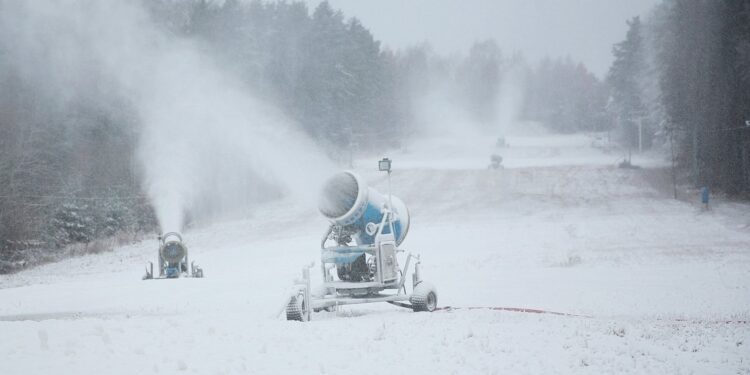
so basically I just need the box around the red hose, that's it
[436,306,590,318]
[435,306,748,324]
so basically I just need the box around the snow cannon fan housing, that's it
[161,238,186,263]
[159,232,187,277]
[318,171,410,246]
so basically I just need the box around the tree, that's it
[657,0,744,189]
[607,17,647,148]
[523,57,608,133]
[456,40,503,125]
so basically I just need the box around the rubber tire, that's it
[286,294,309,321]
[410,282,437,312]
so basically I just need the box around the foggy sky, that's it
[307,0,660,78]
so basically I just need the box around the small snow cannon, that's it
[142,232,204,280]
[285,159,437,321]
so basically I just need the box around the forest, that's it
[606,0,750,195]
[0,0,747,272]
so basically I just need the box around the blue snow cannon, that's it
[283,167,437,321]
[142,232,204,280]
[318,171,410,247]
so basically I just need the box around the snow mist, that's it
[411,68,527,141]
[132,35,334,233]
[3,0,333,234]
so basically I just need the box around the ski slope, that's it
[1,131,749,374]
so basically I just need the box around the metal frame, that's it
[290,256,424,315]
[287,203,426,319]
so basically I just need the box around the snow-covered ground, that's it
[2,131,749,374]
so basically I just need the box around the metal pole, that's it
[638,118,643,153]
[388,170,397,239]
[387,170,393,218]
[669,128,677,199]
[692,122,699,186]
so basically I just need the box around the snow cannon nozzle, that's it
[318,171,362,223]
[159,232,186,264]
[317,171,410,246]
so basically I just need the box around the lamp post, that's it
[379,157,393,214]
[638,117,644,153]
[667,124,677,200]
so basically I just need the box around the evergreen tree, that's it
[524,57,608,133]
[456,40,503,125]
[607,17,647,148]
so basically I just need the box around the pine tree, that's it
[607,16,646,148]
[456,40,503,125]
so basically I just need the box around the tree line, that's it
[0,0,636,272]
[606,0,750,195]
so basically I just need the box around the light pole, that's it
[668,125,677,199]
[638,117,644,153]
[378,157,392,213]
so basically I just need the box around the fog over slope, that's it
[0,0,333,234]
[0,1,749,374]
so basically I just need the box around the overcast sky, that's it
[305,0,660,78]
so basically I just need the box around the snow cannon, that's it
[283,159,437,322]
[318,171,410,246]
[142,232,204,280]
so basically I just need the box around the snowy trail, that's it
[1,132,749,374]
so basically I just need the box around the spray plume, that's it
[1,0,334,233]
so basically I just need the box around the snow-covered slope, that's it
[2,132,748,374]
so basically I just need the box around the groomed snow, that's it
[1,131,748,374]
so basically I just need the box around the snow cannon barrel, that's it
[159,232,187,265]
[318,171,410,246]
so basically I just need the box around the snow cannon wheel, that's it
[286,294,309,322]
[410,282,437,312]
